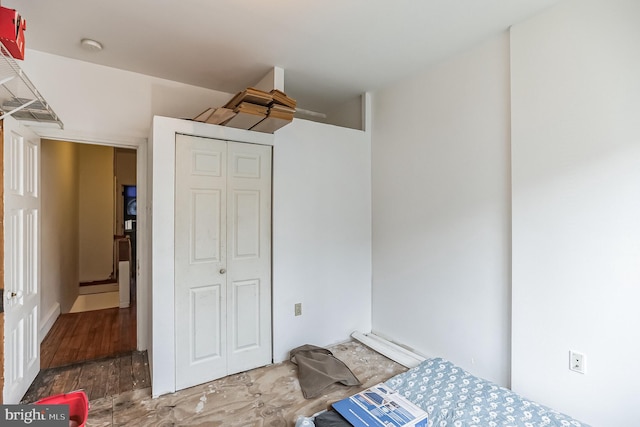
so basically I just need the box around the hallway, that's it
[41,305,136,369]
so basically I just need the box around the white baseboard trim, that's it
[40,302,61,343]
[351,331,427,368]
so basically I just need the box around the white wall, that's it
[371,33,512,386]
[510,0,640,425]
[326,95,363,130]
[272,118,372,362]
[18,49,233,143]
[77,144,114,282]
[17,49,227,354]
[40,140,80,329]
[150,116,372,395]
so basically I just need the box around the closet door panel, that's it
[226,142,272,375]
[175,134,227,390]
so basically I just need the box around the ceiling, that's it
[4,0,561,114]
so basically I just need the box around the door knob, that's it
[219,268,226,274]
[7,291,17,299]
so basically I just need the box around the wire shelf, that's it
[0,42,63,129]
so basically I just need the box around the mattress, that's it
[385,358,590,427]
[296,357,590,427]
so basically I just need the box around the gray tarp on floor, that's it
[290,344,361,399]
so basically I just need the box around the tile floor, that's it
[79,283,119,295]
[70,292,120,313]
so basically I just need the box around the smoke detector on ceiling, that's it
[80,38,103,52]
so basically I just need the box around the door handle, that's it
[219,268,226,274]
[7,291,17,300]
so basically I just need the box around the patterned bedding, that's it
[296,357,590,427]
[385,358,589,427]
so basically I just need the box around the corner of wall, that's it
[363,92,372,135]
[39,303,60,343]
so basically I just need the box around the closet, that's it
[174,134,272,390]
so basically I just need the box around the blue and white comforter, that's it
[385,358,589,427]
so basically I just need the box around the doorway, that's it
[39,142,137,368]
[3,116,149,403]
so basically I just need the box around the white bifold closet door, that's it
[174,134,272,391]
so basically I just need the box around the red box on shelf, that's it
[0,6,26,60]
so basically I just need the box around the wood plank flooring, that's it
[21,351,150,403]
[41,305,136,369]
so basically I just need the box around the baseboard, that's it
[40,302,60,343]
[351,330,426,368]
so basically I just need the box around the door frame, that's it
[151,116,274,396]
[11,128,150,355]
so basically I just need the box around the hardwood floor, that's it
[22,351,150,403]
[41,305,136,369]
[23,303,141,403]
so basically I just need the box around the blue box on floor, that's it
[332,383,428,427]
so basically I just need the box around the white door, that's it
[225,141,272,375]
[3,117,41,403]
[174,135,272,390]
[175,135,228,389]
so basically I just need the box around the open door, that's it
[3,116,41,403]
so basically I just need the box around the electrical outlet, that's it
[569,350,586,374]
[294,303,302,316]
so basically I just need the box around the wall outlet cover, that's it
[569,350,586,374]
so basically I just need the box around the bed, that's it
[297,357,590,427]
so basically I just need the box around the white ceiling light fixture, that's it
[80,38,103,52]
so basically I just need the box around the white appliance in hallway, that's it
[174,134,272,390]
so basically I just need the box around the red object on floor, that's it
[35,390,89,427]
[0,6,26,60]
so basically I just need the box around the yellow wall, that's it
[41,140,80,314]
[78,144,114,282]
